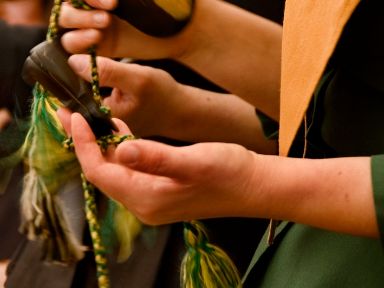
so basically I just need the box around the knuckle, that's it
[130,64,156,91]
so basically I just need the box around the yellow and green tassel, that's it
[181,221,242,288]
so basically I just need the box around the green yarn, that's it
[100,197,142,263]
[20,84,84,262]
[181,221,242,288]
[82,173,110,288]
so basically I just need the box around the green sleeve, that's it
[371,155,384,244]
[255,109,279,140]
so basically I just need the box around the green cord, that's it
[81,173,110,288]
[46,1,132,286]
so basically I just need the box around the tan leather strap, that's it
[279,0,360,156]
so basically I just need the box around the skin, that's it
[58,110,379,238]
[57,0,380,238]
[0,260,7,288]
[68,55,277,154]
[59,0,282,120]
[0,108,11,130]
[0,0,47,26]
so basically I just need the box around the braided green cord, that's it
[97,134,136,152]
[47,0,62,41]
[67,1,114,285]
[45,0,118,285]
[181,221,242,288]
[64,134,135,288]
[89,47,102,104]
[88,46,112,116]
[81,173,110,288]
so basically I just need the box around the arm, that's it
[59,0,282,120]
[69,55,277,154]
[58,110,379,238]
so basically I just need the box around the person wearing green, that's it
[57,0,384,287]
[5,1,286,287]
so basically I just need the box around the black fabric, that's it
[319,0,384,157]
[0,21,45,117]
[288,0,384,158]
[245,0,384,286]
[0,22,45,260]
[112,0,194,37]
[0,165,24,259]
[255,109,279,140]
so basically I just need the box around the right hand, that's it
[57,110,261,225]
[59,0,188,59]
[68,54,188,138]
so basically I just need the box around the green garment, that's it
[246,1,384,286]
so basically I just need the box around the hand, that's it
[68,54,187,138]
[68,55,277,153]
[57,110,380,237]
[59,0,186,59]
[59,0,282,121]
[57,110,259,225]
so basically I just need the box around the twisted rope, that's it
[47,2,136,286]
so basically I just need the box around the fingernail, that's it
[93,12,107,26]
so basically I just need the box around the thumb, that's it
[116,140,203,179]
[68,54,133,89]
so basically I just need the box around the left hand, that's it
[57,109,260,225]
[68,55,185,138]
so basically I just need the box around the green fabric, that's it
[255,109,279,140]
[372,155,384,243]
[245,1,384,286]
[253,225,384,287]
[242,221,290,284]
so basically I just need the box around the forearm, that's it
[173,0,282,120]
[246,155,379,237]
[164,84,277,154]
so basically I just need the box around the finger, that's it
[56,107,73,136]
[115,140,208,179]
[61,29,103,54]
[59,2,110,29]
[67,54,92,81]
[68,55,138,89]
[111,117,132,135]
[71,113,106,176]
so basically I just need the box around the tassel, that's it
[20,84,85,262]
[100,200,142,262]
[113,202,142,262]
[181,221,242,288]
